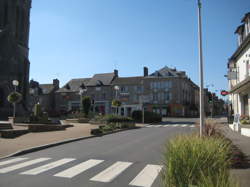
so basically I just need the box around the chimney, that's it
[53,79,59,89]
[143,67,148,77]
[114,69,118,77]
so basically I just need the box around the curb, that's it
[0,127,141,160]
[229,124,250,137]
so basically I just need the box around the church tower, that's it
[0,0,32,118]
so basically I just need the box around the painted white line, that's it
[146,125,154,128]
[0,158,51,173]
[190,125,195,128]
[153,125,162,127]
[129,164,163,187]
[172,125,179,127]
[54,159,104,178]
[21,158,75,175]
[163,125,170,127]
[90,161,132,183]
[0,158,28,167]
[182,125,188,127]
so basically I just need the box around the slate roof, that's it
[150,66,186,78]
[39,84,54,94]
[112,76,144,85]
[57,78,91,93]
[86,73,115,86]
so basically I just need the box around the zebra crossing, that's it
[145,124,195,128]
[0,157,163,187]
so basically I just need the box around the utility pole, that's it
[198,0,205,136]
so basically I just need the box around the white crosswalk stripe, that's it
[54,159,104,178]
[90,161,132,183]
[0,158,162,186]
[129,164,163,187]
[0,158,51,173]
[21,158,75,175]
[0,158,28,167]
[146,124,195,128]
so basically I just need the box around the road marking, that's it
[146,125,154,127]
[0,158,51,173]
[129,164,163,187]
[172,125,178,127]
[0,158,28,167]
[20,158,75,175]
[190,125,195,127]
[182,125,188,127]
[54,159,104,178]
[153,125,162,127]
[90,161,132,182]
[163,125,170,127]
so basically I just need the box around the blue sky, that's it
[29,0,250,95]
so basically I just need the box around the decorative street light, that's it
[12,80,19,118]
[197,0,205,137]
[114,85,120,115]
[79,84,87,112]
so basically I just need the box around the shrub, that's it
[104,114,134,124]
[162,134,233,187]
[132,110,162,123]
[7,92,22,104]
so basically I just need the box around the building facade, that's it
[228,12,250,117]
[112,67,200,117]
[0,0,32,118]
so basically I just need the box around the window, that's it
[101,93,106,100]
[246,60,249,78]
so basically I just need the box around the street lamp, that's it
[114,85,120,115]
[197,0,205,136]
[79,84,87,112]
[12,80,19,118]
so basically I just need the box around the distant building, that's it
[228,12,250,117]
[112,67,200,117]
[29,79,60,115]
[0,0,32,119]
[55,70,118,115]
[55,67,200,117]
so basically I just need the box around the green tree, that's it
[81,96,91,116]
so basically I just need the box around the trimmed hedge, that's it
[103,114,134,123]
[132,110,162,123]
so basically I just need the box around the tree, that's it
[81,96,91,117]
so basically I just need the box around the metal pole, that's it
[198,0,205,136]
[13,85,16,118]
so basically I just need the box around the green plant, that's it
[112,99,121,107]
[7,92,22,104]
[162,134,233,187]
[34,103,42,118]
[81,96,91,116]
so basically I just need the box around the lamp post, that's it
[79,84,87,112]
[197,0,205,137]
[114,85,120,115]
[12,80,19,118]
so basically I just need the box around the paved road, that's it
[0,118,198,187]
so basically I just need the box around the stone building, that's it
[112,67,200,117]
[29,79,60,115]
[228,12,250,117]
[55,70,118,115]
[0,0,32,118]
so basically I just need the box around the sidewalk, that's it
[220,124,250,187]
[0,123,98,158]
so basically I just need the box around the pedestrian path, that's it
[145,124,196,128]
[0,157,163,187]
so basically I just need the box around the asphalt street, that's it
[0,118,198,187]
